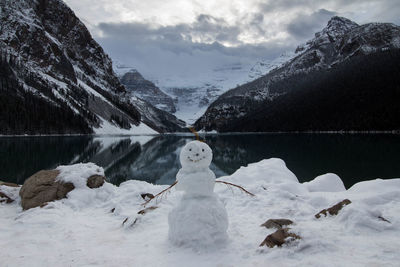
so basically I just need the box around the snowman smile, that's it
[187,156,206,163]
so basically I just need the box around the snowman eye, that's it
[202,149,204,152]
[189,148,192,151]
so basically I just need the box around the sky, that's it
[64,0,400,82]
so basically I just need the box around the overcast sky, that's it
[64,0,400,80]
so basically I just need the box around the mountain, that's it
[195,17,400,132]
[114,53,293,124]
[0,0,185,135]
[120,69,176,114]
[160,55,294,124]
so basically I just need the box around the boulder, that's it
[261,219,293,229]
[141,193,155,200]
[86,175,105,188]
[19,169,106,210]
[315,199,352,218]
[19,170,74,210]
[260,228,301,248]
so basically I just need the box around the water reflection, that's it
[1,134,400,188]
[205,134,400,188]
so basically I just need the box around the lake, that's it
[1,134,400,188]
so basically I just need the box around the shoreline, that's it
[1,130,400,137]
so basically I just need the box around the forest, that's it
[220,49,400,132]
[0,51,92,135]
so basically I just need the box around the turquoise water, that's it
[1,134,400,188]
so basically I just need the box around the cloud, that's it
[96,17,292,80]
[63,0,400,85]
[98,13,273,47]
[287,9,337,39]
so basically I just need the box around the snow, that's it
[93,117,158,135]
[56,163,104,189]
[168,194,229,249]
[44,31,61,46]
[77,79,114,107]
[303,173,346,192]
[1,158,400,266]
[0,185,20,201]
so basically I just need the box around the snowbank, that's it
[1,159,399,266]
[303,173,346,192]
[56,163,104,188]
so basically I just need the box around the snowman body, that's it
[168,141,228,248]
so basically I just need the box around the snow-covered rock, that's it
[19,163,106,210]
[56,163,105,189]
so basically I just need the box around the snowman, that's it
[168,140,229,248]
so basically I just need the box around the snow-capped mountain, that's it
[195,16,400,132]
[114,53,293,125]
[119,69,176,114]
[0,0,185,134]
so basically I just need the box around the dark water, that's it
[1,134,400,188]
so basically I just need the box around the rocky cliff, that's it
[0,0,185,134]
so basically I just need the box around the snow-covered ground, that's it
[1,158,399,266]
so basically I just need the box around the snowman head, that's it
[180,141,213,170]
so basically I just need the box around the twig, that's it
[142,179,254,206]
[142,181,178,206]
[215,180,255,196]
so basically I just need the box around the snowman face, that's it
[180,141,212,169]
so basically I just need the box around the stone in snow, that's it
[168,141,228,248]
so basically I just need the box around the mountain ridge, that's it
[0,0,186,134]
[195,16,400,132]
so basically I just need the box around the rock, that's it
[0,191,14,203]
[120,69,177,114]
[261,219,293,229]
[19,168,107,210]
[260,228,301,248]
[315,199,352,218]
[138,206,158,215]
[86,175,105,188]
[19,170,75,210]
[141,193,155,200]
